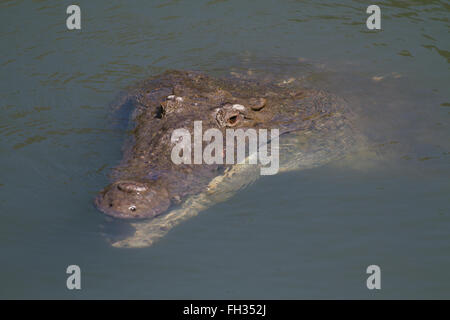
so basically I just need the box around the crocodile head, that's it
[94,70,280,219]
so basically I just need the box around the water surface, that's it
[0,0,449,299]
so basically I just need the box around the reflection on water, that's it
[0,0,448,299]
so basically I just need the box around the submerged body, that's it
[95,70,361,247]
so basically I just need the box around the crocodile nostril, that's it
[117,182,148,193]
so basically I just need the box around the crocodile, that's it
[94,70,362,247]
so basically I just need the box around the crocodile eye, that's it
[129,205,136,212]
[227,115,238,125]
[224,112,242,127]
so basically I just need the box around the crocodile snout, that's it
[95,180,171,219]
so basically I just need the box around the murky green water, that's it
[0,0,449,299]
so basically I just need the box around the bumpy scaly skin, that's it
[95,70,360,246]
